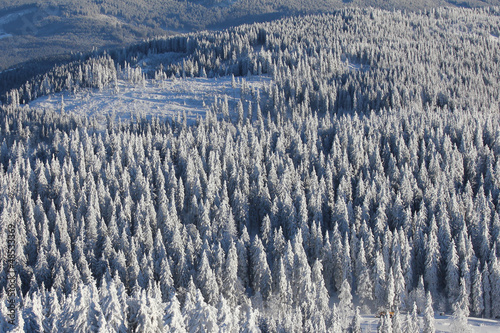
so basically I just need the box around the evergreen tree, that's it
[373,251,386,311]
[236,227,250,288]
[64,284,103,333]
[163,294,186,333]
[425,217,440,300]
[423,292,435,333]
[311,260,330,315]
[490,256,500,318]
[292,230,314,316]
[446,239,460,310]
[183,280,218,333]
[23,292,44,333]
[338,279,353,330]
[404,303,419,333]
[350,306,362,333]
[386,267,396,310]
[239,300,261,333]
[43,288,61,332]
[450,279,473,333]
[377,314,392,333]
[356,239,373,311]
[222,241,244,306]
[273,257,292,318]
[392,308,403,333]
[394,260,407,310]
[482,263,492,318]
[216,295,238,333]
[322,234,335,293]
[128,288,164,333]
[471,265,484,317]
[159,257,174,303]
[412,276,426,313]
[100,277,127,333]
[197,250,220,305]
[250,236,272,301]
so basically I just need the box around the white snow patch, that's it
[346,62,363,71]
[358,314,500,332]
[489,34,499,42]
[341,57,368,72]
[28,75,271,126]
[435,314,500,333]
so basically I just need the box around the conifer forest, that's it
[1,5,500,332]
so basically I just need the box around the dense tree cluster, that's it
[4,56,117,106]
[0,6,500,332]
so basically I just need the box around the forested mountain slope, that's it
[0,6,500,332]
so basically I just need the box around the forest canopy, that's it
[0,6,500,332]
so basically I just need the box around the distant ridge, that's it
[0,0,498,72]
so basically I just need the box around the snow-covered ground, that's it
[342,57,368,72]
[359,314,500,332]
[346,62,364,71]
[28,75,271,125]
